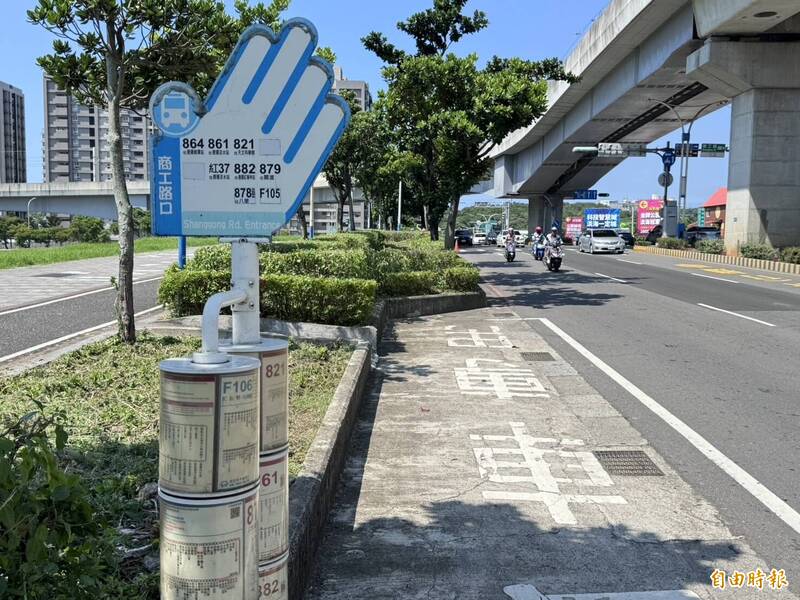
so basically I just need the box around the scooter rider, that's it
[545,226,563,246]
[532,226,545,259]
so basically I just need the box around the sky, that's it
[2,0,729,207]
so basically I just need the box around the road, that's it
[0,250,185,362]
[465,244,800,580]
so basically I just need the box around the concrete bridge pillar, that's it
[687,40,800,251]
[527,196,546,233]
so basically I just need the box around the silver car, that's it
[578,228,626,254]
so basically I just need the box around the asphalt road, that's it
[0,278,163,359]
[465,244,800,580]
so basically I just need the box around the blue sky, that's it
[3,0,728,206]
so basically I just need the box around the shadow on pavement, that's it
[483,270,630,309]
[306,367,745,599]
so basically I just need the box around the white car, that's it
[515,230,529,246]
[497,230,519,247]
[473,232,487,245]
[578,228,626,254]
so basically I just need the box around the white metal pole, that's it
[397,180,403,232]
[27,197,37,227]
[309,185,315,239]
[230,240,261,346]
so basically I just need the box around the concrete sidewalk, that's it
[0,249,188,311]
[307,307,794,599]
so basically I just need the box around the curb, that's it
[384,290,487,319]
[633,245,800,275]
[287,343,372,600]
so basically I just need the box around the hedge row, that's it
[158,268,377,326]
[187,244,469,281]
[695,239,725,254]
[377,267,480,296]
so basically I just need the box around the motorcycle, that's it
[544,241,564,272]
[504,240,516,262]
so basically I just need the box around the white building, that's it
[42,75,149,183]
[332,67,372,112]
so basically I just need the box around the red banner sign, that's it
[637,200,663,234]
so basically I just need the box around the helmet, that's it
[551,226,558,232]
[535,226,542,233]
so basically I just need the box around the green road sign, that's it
[697,208,705,226]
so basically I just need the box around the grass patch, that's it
[0,333,351,596]
[0,236,217,270]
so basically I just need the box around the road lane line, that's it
[594,272,628,283]
[690,272,739,284]
[0,305,164,364]
[535,317,800,536]
[0,276,164,316]
[617,258,642,265]
[697,303,775,327]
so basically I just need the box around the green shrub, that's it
[780,246,800,264]
[443,267,480,291]
[379,271,440,297]
[188,244,231,271]
[158,268,376,325]
[70,215,110,243]
[696,239,725,254]
[740,243,778,260]
[261,274,376,325]
[405,248,463,271]
[158,267,230,316]
[656,238,686,249]
[368,248,412,277]
[260,249,370,279]
[0,406,112,598]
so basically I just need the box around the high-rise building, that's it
[332,66,372,111]
[0,81,26,183]
[42,75,149,183]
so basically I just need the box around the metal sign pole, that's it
[309,185,315,239]
[150,19,351,600]
[397,180,403,231]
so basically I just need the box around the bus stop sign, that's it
[149,20,350,237]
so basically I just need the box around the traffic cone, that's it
[454,239,460,253]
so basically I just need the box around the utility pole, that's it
[396,180,403,232]
[309,185,315,238]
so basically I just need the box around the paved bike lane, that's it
[307,307,793,599]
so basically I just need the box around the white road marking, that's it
[0,276,164,316]
[473,422,625,525]
[594,272,627,283]
[697,303,775,327]
[617,258,642,265]
[535,317,800,535]
[0,305,164,364]
[690,272,738,284]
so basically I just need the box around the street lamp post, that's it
[648,99,725,229]
[26,197,38,227]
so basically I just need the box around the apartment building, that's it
[0,81,26,183]
[332,66,372,111]
[285,176,367,234]
[42,75,149,183]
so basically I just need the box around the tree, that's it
[132,207,151,237]
[29,0,290,342]
[71,215,110,243]
[364,0,576,248]
[0,216,22,249]
[323,92,362,232]
[351,103,421,230]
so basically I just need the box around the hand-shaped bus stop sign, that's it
[149,19,350,237]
